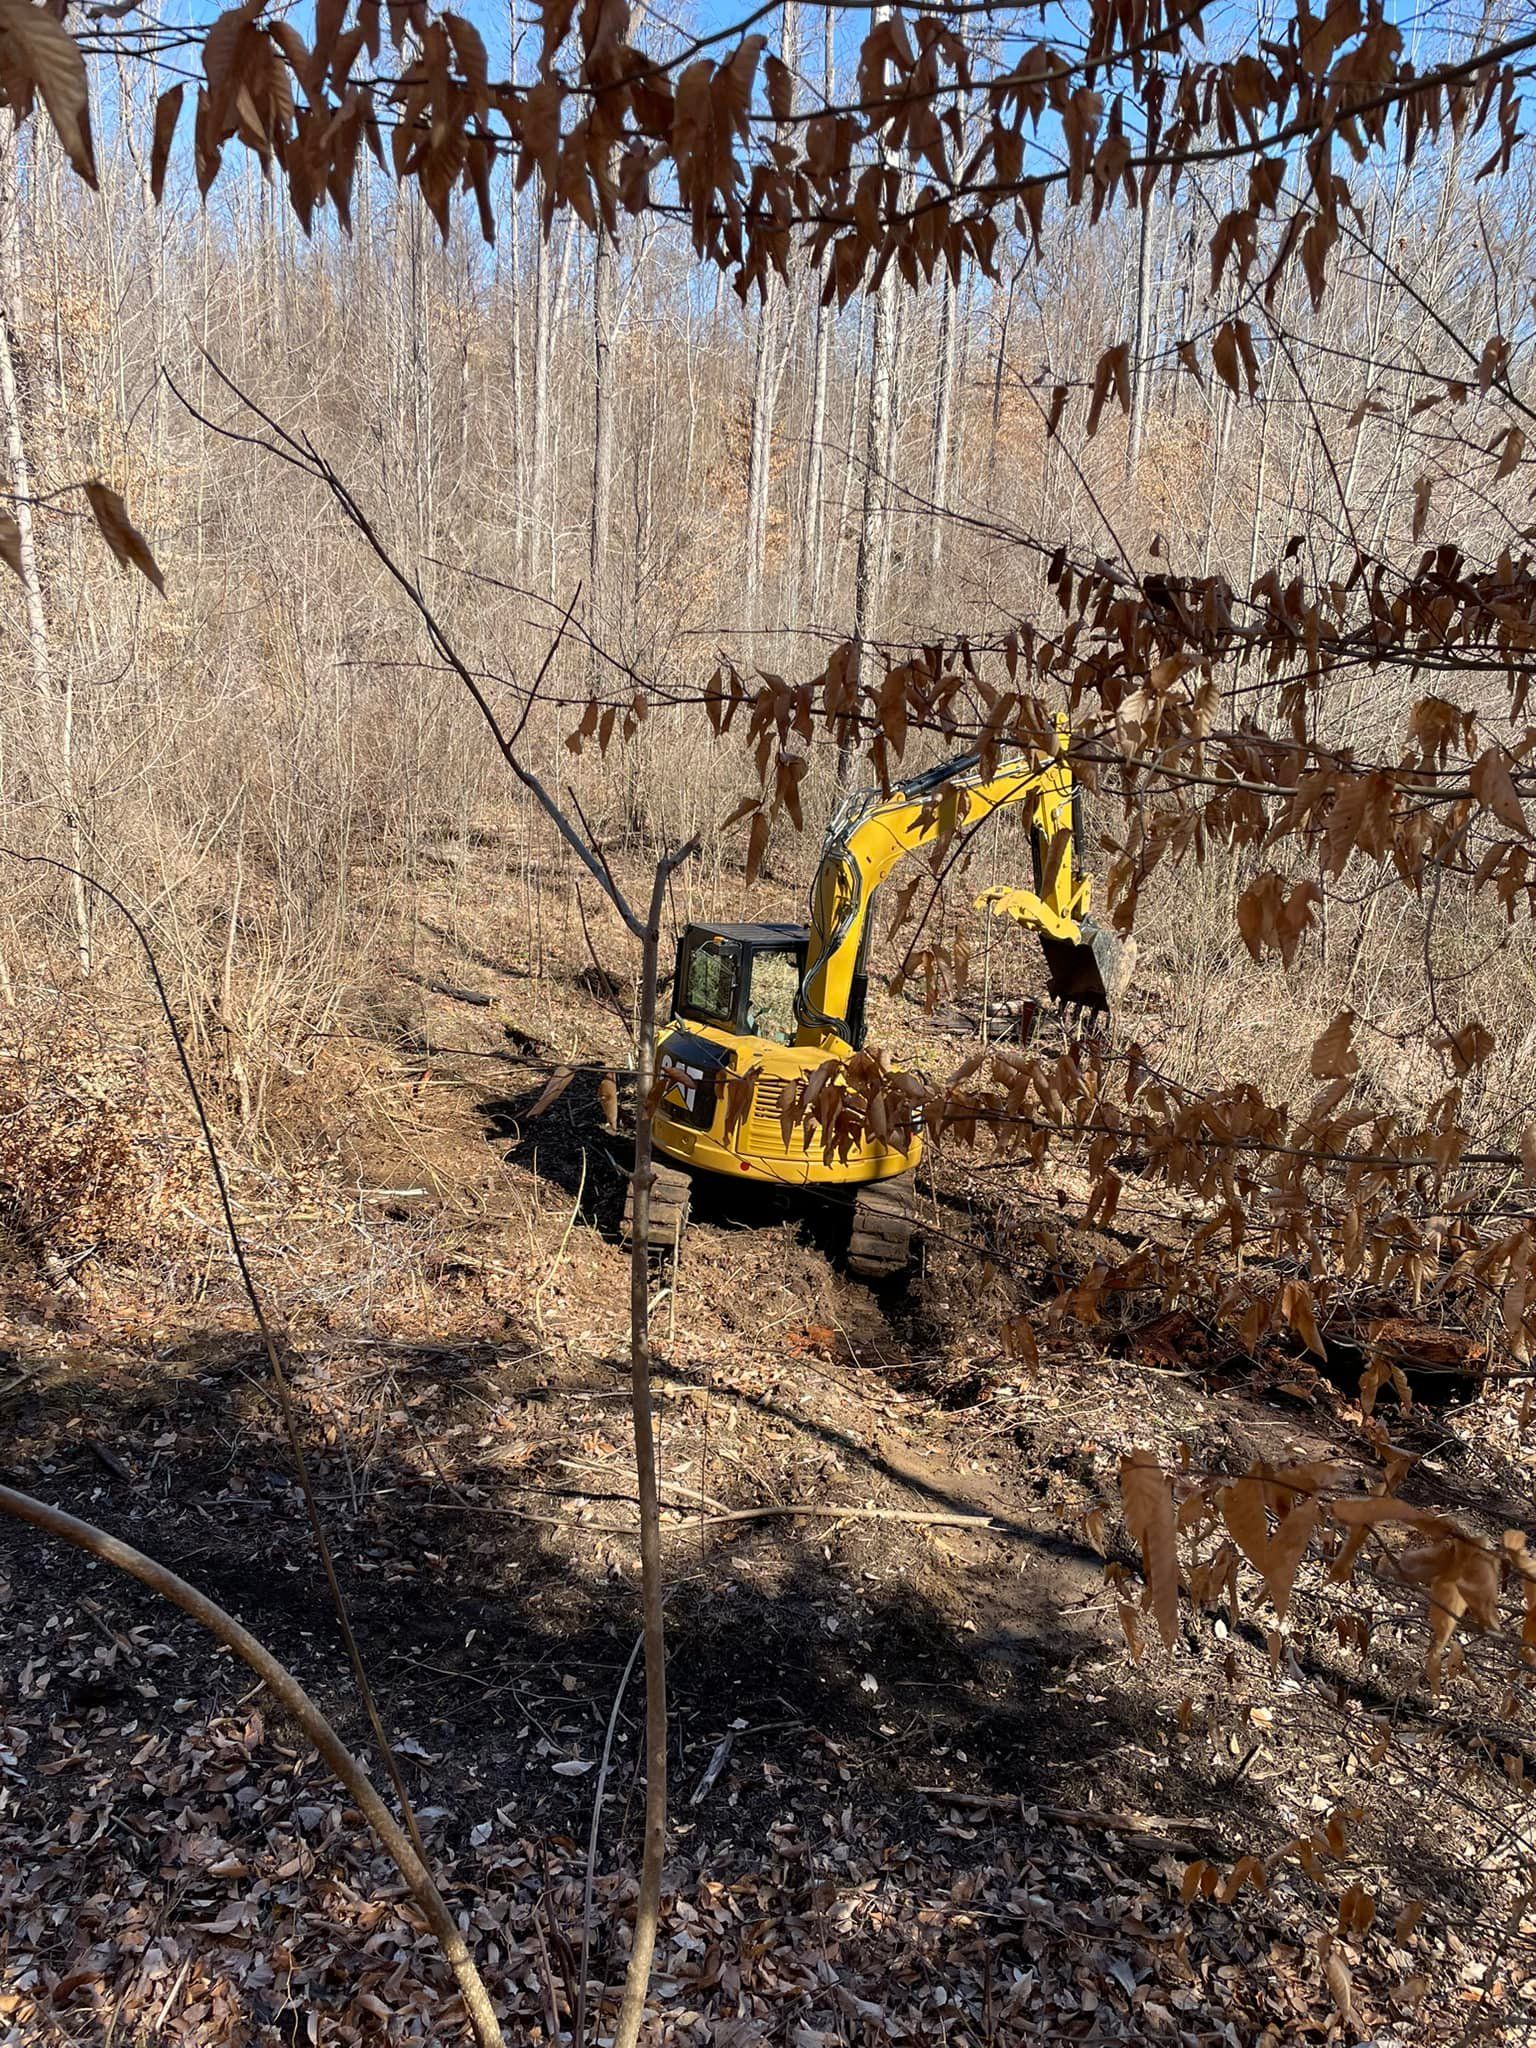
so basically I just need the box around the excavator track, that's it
[622,1159,691,1251]
[848,1174,916,1279]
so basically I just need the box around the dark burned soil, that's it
[2,877,1534,2045]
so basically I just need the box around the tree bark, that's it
[590,211,618,674]
[927,254,959,575]
[1124,173,1155,484]
[745,273,777,618]
[800,3,836,614]
[0,113,88,975]
[744,2,797,626]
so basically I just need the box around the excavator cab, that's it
[672,923,809,1047]
[672,921,870,1050]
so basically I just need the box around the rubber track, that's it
[848,1176,916,1278]
[622,1160,691,1249]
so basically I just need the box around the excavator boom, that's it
[795,733,1121,1047]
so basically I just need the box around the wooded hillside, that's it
[3,0,1536,2040]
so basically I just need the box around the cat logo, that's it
[663,1060,708,1115]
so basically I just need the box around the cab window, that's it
[680,934,740,1025]
[746,948,801,1045]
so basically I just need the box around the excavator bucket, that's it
[1037,917,1133,1020]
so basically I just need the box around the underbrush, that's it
[0,1009,206,1272]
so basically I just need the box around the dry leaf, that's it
[0,0,95,187]
[151,83,184,203]
[1119,1448,1179,1650]
[1470,745,1529,835]
[597,1071,619,1132]
[1325,1949,1353,2022]
[1310,1009,1358,1081]
[526,1066,575,1118]
[0,511,20,581]
[82,481,165,594]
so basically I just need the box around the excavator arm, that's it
[793,729,1121,1049]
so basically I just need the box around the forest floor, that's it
[1,846,1533,2046]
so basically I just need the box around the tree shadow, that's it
[1,1326,1529,2040]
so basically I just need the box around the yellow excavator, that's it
[625,732,1128,1275]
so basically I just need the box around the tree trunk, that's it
[800,2,836,613]
[589,213,618,673]
[744,2,797,627]
[846,193,895,780]
[1125,174,1154,484]
[0,114,88,975]
[927,255,959,576]
[745,274,777,618]
[532,179,551,579]
[612,844,694,2048]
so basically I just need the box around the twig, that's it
[0,1482,506,2048]
[532,1149,588,1334]
[577,1631,644,2048]
[426,979,496,1008]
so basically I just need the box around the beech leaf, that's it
[1119,1448,1179,1650]
[82,481,165,594]
[0,0,95,187]
[1309,1009,1358,1081]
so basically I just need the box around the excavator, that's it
[625,731,1128,1276]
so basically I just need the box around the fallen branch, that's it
[427,979,496,1008]
[0,1482,506,2048]
[693,1504,995,1530]
[918,1786,1214,1859]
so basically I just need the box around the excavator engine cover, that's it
[1037,916,1127,1016]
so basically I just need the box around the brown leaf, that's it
[1084,343,1130,438]
[0,510,20,581]
[1394,1898,1426,1944]
[1496,424,1526,480]
[1309,1009,1358,1081]
[151,83,183,203]
[1470,745,1529,835]
[1218,1476,1270,1573]
[1280,1279,1325,1360]
[526,1065,575,1118]
[1412,473,1431,538]
[745,809,770,888]
[1325,1949,1353,2023]
[81,480,165,594]
[0,0,95,186]
[1119,1448,1179,1650]
[597,1071,619,1132]
[1000,1312,1038,1366]
[1263,1500,1318,1620]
